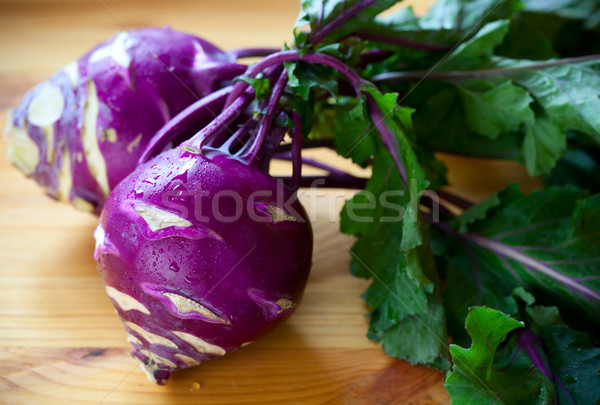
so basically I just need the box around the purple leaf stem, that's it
[357,49,395,68]
[277,175,367,189]
[242,70,289,165]
[227,47,281,59]
[180,88,254,151]
[463,232,600,304]
[274,151,354,179]
[420,194,451,217]
[463,241,483,305]
[212,119,255,155]
[515,327,576,404]
[138,85,233,164]
[228,50,366,106]
[291,112,303,191]
[309,0,380,44]
[437,189,475,210]
[515,328,554,381]
[276,138,335,152]
[353,31,453,51]
[371,54,600,83]
[423,208,600,306]
[365,93,408,187]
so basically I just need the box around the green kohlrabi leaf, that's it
[496,5,600,60]
[541,325,600,404]
[420,0,522,33]
[441,19,511,70]
[295,0,399,46]
[362,88,428,250]
[444,307,558,404]
[304,95,377,167]
[338,89,450,369]
[285,61,339,101]
[443,186,600,333]
[407,56,600,176]
[407,82,525,160]
[452,183,521,233]
[522,111,567,175]
[544,131,600,193]
[378,293,450,370]
[236,75,271,100]
[456,79,535,139]
[523,0,600,23]
[511,59,600,143]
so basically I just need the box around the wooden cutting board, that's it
[0,1,542,403]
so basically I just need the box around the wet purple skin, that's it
[7,27,245,214]
[95,147,313,384]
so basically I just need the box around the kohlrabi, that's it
[5,27,246,214]
[95,148,313,384]
[95,65,312,384]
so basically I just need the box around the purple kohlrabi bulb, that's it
[94,147,313,384]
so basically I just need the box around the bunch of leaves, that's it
[283,0,600,403]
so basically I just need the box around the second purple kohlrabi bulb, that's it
[5,27,244,214]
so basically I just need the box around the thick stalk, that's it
[371,54,600,83]
[291,112,303,191]
[437,189,475,210]
[181,89,254,151]
[274,151,354,179]
[228,47,280,59]
[139,86,233,164]
[276,139,335,152]
[242,70,289,166]
[365,93,408,187]
[278,175,367,189]
[516,328,553,381]
[353,31,452,52]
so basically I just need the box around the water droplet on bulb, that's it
[184,276,200,285]
[169,262,180,272]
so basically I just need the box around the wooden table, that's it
[0,1,542,403]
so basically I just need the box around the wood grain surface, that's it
[0,1,542,404]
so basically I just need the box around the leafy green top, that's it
[281,0,600,402]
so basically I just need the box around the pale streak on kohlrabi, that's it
[127,332,142,346]
[101,128,118,143]
[105,286,151,315]
[134,202,193,232]
[174,353,201,367]
[125,321,179,349]
[265,206,297,222]
[27,83,65,127]
[56,146,72,201]
[89,31,136,69]
[162,292,230,324]
[126,133,143,154]
[4,110,39,175]
[171,331,226,356]
[62,61,79,88]
[94,224,120,259]
[275,298,295,314]
[81,80,110,196]
[41,125,54,163]
[71,197,95,212]
[139,348,177,368]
